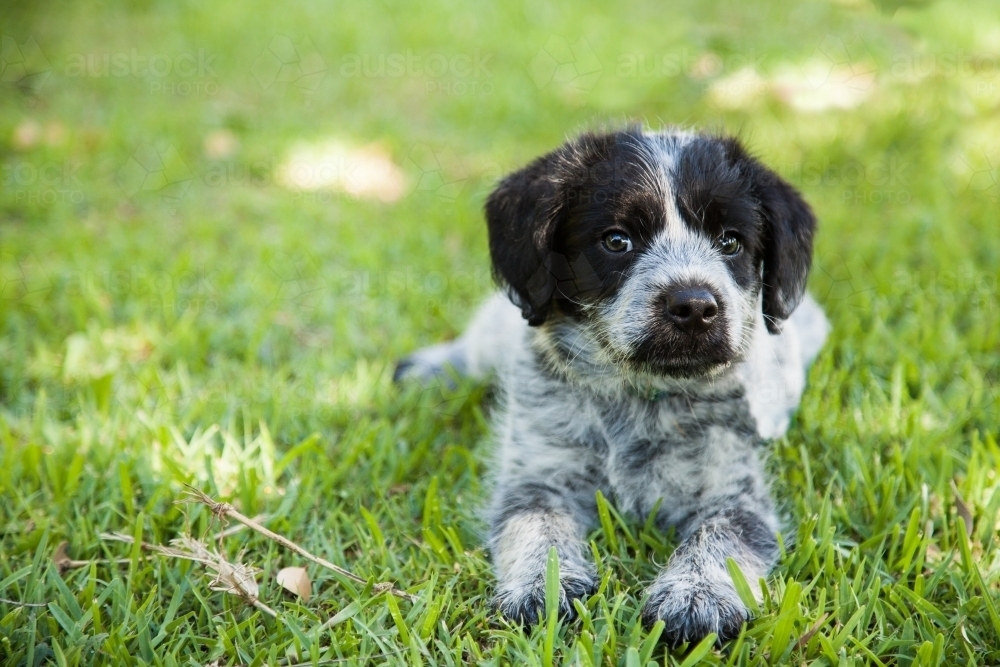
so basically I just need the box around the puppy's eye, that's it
[602,231,633,253]
[717,234,741,256]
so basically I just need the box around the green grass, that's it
[1,0,999,664]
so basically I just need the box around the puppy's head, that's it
[486,128,816,378]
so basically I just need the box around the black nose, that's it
[665,286,718,334]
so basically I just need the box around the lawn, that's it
[1,0,999,664]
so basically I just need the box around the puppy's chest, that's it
[520,382,759,461]
[590,393,761,514]
[506,362,761,514]
[598,394,753,457]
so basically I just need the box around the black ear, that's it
[733,146,816,334]
[757,170,816,333]
[485,149,567,325]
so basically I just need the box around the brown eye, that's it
[602,231,633,253]
[717,234,741,256]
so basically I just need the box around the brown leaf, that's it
[795,612,829,650]
[277,566,312,601]
[52,541,72,573]
[952,480,974,536]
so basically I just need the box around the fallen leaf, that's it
[277,566,312,601]
[952,480,974,536]
[795,612,829,650]
[52,541,71,572]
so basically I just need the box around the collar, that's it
[625,383,668,402]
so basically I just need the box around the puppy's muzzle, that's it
[664,285,718,335]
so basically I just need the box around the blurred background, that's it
[3,0,997,432]
[2,0,999,664]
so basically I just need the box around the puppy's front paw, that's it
[642,575,749,645]
[493,571,597,626]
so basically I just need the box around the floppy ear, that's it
[746,158,817,334]
[485,150,566,325]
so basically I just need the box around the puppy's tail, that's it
[393,292,524,384]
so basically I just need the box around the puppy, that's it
[395,127,828,645]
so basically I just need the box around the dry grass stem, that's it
[51,540,135,573]
[101,532,277,617]
[181,485,416,601]
[213,514,269,540]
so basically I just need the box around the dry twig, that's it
[213,514,268,541]
[51,540,134,573]
[101,532,277,617]
[180,485,415,601]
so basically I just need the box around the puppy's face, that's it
[486,129,816,379]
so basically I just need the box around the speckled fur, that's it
[396,128,827,644]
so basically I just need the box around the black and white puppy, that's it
[395,127,828,645]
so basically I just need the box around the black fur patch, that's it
[628,287,736,377]
[712,137,817,332]
[485,129,816,337]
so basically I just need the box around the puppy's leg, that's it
[393,292,523,383]
[643,498,778,644]
[489,479,598,624]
